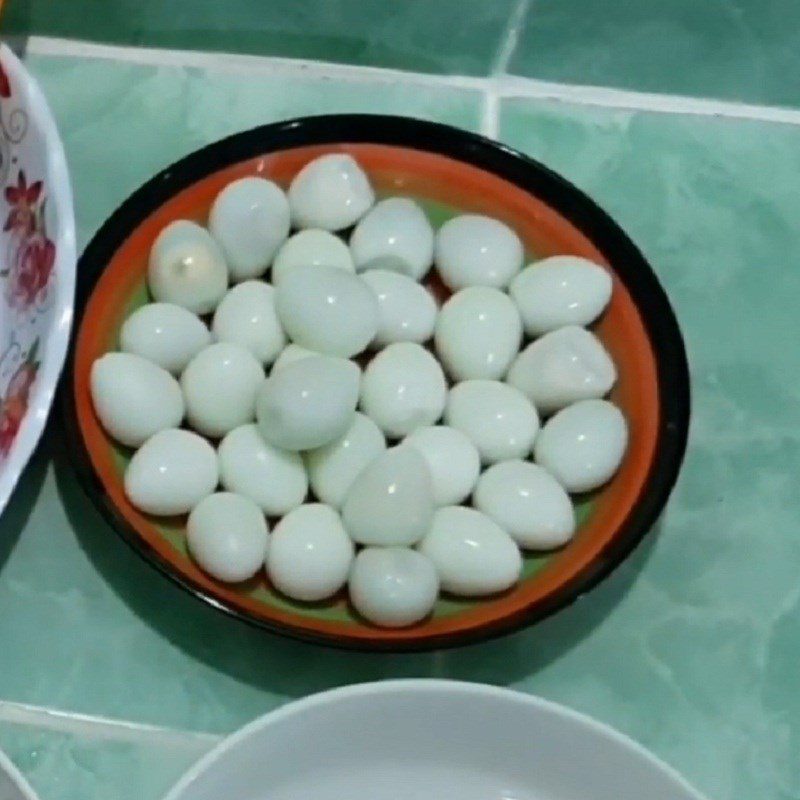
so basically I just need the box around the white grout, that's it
[0,700,219,749]
[481,89,500,138]
[24,35,800,130]
[490,0,532,77]
[24,36,486,91]
[496,74,800,125]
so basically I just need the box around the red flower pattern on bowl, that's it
[0,43,75,513]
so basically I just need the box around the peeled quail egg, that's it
[435,214,523,290]
[267,504,354,601]
[509,256,613,336]
[218,424,307,516]
[305,412,386,508]
[181,342,265,438]
[270,343,318,374]
[349,547,439,627]
[212,281,286,365]
[148,220,228,314]
[360,342,446,438]
[208,177,290,281]
[288,153,374,231]
[506,326,616,414]
[419,506,522,596]
[91,352,184,447]
[124,428,218,515]
[119,302,211,375]
[342,446,434,546]
[350,197,434,280]
[361,269,437,346]
[271,229,355,285]
[473,460,575,549]
[534,399,628,493]
[434,287,522,381]
[187,492,269,582]
[445,380,539,465]
[403,425,480,506]
[275,264,379,358]
[256,355,360,451]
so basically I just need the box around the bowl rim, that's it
[162,679,708,800]
[0,745,40,800]
[0,43,76,517]
[61,113,690,651]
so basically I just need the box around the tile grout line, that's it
[496,74,800,125]
[22,36,487,91]
[482,0,532,138]
[22,35,800,128]
[490,0,532,76]
[0,700,220,749]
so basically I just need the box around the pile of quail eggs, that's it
[90,153,628,628]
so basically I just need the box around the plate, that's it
[0,746,39,800]
[163,681,707,800]
[63,115,689,649]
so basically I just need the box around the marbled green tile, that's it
[499,96,800,800]
[0,720,211,800]
[23,54,481,249]
[1,50,799,800]
[509,0,800,107]
[5,0,518,76]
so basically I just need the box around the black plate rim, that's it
[60,113,691,652]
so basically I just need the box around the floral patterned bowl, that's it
[0,44,76,515]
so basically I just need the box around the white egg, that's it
[267,504,354,601]
[208,177,290,281]
[271,229,355,285]
[445,380,539,465]
[212,281,286,365]
[509,256,613,336]
[288,153,374,231]
[361,269,437,346]
[119,302,211,375]
[419,506,522,596]
[148,220,228,314]
[473,460,575,549]
[187,492,269,582]
[350,197,434,280]
[534,399,628,493]
[360,343,446,438]
[124,428,218,515]
[305,412,386,508]
[256,355,360,451]
[218,424,307,516]
[434,287,522,380]
[349,547,439,627]
[506,326,616,414]
[434,214,523,290]
[90,352,184,447]
[275,264,379,358]
[403,425,480,506]
[181,342,265,438]
[270,343,319,374]
[342,446,434,546]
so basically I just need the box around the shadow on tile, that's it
[53,426,658,699]
[0,422,51,572]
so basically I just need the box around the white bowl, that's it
[0,43,76,515]
[164,680,706,800]
[0,747,39,800]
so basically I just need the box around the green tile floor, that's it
[9,0,800,107]
[0,42,799,800]
[4,0,520,77]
